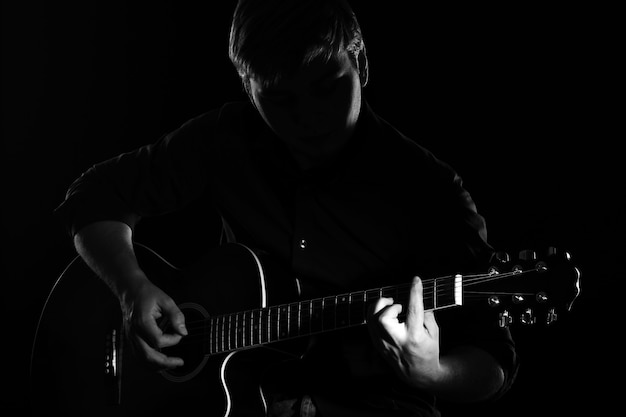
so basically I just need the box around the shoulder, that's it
[160,101,256,152]
[363,103,461,188]
[171,101,253,137]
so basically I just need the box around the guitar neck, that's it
[204,274,463,355]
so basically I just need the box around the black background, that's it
[3,1,622,415]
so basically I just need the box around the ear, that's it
[357,45,369,87]
[242,78,259,111]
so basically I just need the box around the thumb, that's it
[161,299,187,336]
[170,307,187,336]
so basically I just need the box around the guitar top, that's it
[30,242,580,416]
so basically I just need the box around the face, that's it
[249,50,363,168]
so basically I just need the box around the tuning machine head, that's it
[520,308,535,325]
[499,310,513,328]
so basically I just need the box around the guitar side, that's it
[30,243,580,416]
[30,243,295,417]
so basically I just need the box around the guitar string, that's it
[174,291,503,338]
[172,268,540,343]
[180,268,533,327]
[177,268,535,333]
[170,288,537,353]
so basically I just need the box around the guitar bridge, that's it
[105,329,122,405]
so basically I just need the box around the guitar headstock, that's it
[467,247,581,328]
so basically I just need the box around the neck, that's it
[290,124,358,171]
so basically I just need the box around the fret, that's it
[269,306,279,342]
[244,310,251,347]
[260,308,269,344]
[349,291,366,326]
[209,316,216,355]
[278,305,289,340]
[230,314,237,350]
[214,316,219,353]
[232,314,238,349]
[300,300,312,335]
[247,312,252,346]
[233,314,239,350]
[222,315,228,351]
[311,299,323,333]
[289,302,300,337]
[336,294,350,328]
[227,314,233,351]
[250,310,261,345]
[236,313,244,348]
[220,316,226,352]
[322,296,336,331]
[365,288,380,308]
[424,279,435,310]
[381,286,396,300]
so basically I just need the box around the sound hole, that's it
[161,303,209,381]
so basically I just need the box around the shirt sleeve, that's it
[54,109,220,237]
[429,163,520,400]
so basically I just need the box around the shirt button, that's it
[299,239,307,250]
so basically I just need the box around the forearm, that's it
[73,220,149,302]
[422,346,505,402]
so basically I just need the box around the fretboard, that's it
[204,274,462,355]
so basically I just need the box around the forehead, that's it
[251,50,354,92]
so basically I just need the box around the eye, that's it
[259,91,292,106]
[313,78,340,97]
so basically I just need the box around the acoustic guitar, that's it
[30,242,580,416]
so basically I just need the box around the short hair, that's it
[228,0,364,92]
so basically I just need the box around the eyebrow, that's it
[257,66,344,96]
[312,68,343,86]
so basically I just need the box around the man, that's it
[56,1,518,415]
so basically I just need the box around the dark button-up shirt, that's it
[56,100,518,416]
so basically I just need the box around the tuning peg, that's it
[547,246,572,261]
[493,251,510,264]
[534,261,548,273]
[518,249,537,262]
[546,308,558,325]
[520,308,535,325]
[487,266,500,275]
[499,310,512,328]
[488,295,501,307]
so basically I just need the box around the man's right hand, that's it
[122,278,188,370]
[73,221,188,370]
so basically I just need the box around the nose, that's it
[290,96,328,134]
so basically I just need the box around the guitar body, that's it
[31,242,580,416]
[30,243,299,417]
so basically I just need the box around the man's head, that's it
[228,0,368,167]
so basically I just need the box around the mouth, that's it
[299,130,335,142]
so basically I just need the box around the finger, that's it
[368,301,403,352]
[423,310,439,338]
[378,303,403,325]
[167,305,188,337]
[134,335,184,370]
[367,297,393,345]
[368,297,394,317]
[134,316,183,352]
[406,276,425,333]
[164,301,187,336]
[158,332,185,348]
